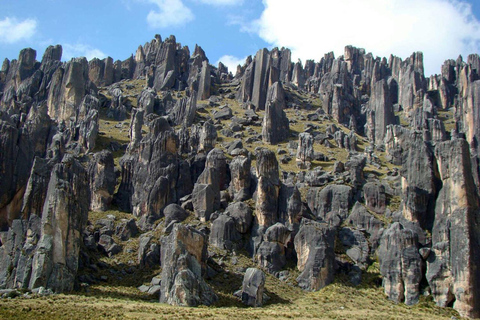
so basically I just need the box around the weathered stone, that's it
[229,155,251,201]
[209,214,242,250]
[88,150,116,212]
[378,222,423,306]
[226,202,253,234]
[347,202,384,250]
[160,224,217,306]
[262,82,289,144]
[426,139,480,318]
[294,219,335,291]
[363,182,386,214]
[307,184,353,226]
[29,155,89,292]
[296,132,313,168]
[192,183,215,222]
[255,148,280,228]
[241,268,266,307]
[164,204,189,227]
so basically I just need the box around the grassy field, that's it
[0,277,460,320]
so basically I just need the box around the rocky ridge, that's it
[0,35,479,319]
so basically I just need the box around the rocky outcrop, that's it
[254,148,280,228]
[209,214,241,250]
[257,223,290,273]
[378,222,423,306]
[0,155,89,292]
[160,224,217,306]
[240,268,265,307]
[229,155,252,201]
[426,139,480,318]
[88,150,116,212]
[294,219,335,291]
[296,132,313,169]
[366,79,397,145]
[307,184,353,226]
[262,82,289,144]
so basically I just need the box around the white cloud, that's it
[197,0,243,6]
[146,0,194,28]
[255,0,480,76]
[0,17,37,44]
[63,44,107,61]
[216,55,248,74]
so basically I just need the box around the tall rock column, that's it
[29,155,89,292]
[427,139,480,319]
[255,148,280,228]
[262,82,290,144]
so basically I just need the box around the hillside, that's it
[0,35,479,319]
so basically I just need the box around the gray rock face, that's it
[345,155,367,189]
[118,117,188,227]
[160,224,217,306]
[171,94,197,127]
[209,214,242,250]
[262,82,289,145]
[240,268,266,307]
[339,228,369,267]
[199,120,217,153]
[88,150,116,212]
[426,139,480,319]
[307,184,353,226]
[366,79,397,145]
[229,155,252,201]
[378,222,423,306]
[138,234,160,267]
[255,148,280,228]
[20,157,55,219]
[225,202,253,234]
[400,132,437,230]
[192,183,215,222]
[363,182,386,214]
[347,202,384,250]
[294,219,335,291]
[28,155,89,292]
[278,184,303,234]
[296,132,314,168]
[257,223,290,273]
[164,204,189,228]
[129,108,144,150]
[252,49,271,110]
[137,88,156,116]
[197,60,211,101]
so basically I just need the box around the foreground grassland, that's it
[0,279,460,320]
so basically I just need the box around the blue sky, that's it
[1,0,480,76]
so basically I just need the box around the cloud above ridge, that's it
[254,0,480,75]
[0,17,37,44]
[146,0,194,28]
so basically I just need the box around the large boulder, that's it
[160,224,217,306]
[294,219,336,291]
[240,268,266,307]
[256,223,290,274]
[378,222,423,306]
[307,184,353,227]
[225,202,253,234]
[209,214,242,250]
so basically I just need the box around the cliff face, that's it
[0,35,479,318]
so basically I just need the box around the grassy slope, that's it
[0,80,462,320]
